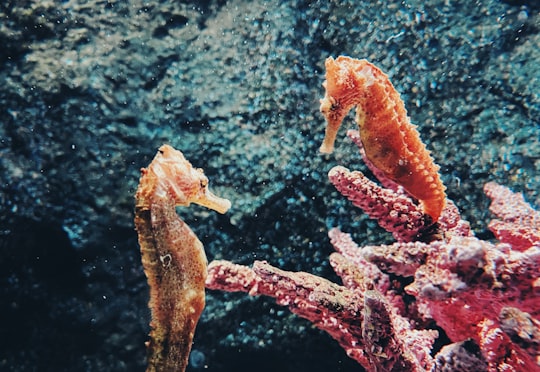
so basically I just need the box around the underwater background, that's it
[0,0,538,371]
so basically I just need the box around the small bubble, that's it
[189,349,206,369]
[517,10,528,22]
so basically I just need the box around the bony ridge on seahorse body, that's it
[319,56,446,222]
[134,144,231,372]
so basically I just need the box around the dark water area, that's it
[0,0,538,371]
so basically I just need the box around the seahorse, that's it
[134,144,231,372]
[319,56,446,222]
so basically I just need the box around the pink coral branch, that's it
[206,257,437,371]
[328,228,390,292]
[339,130,472,240]
[328,228,439,370]
[484,182,540,250]
[328,165,429,242]
[207,260,370,368]
[360,233,540,370]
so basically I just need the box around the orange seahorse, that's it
[319,56,446,222]
[134,145,231,372]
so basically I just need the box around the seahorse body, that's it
[319,56,446,221]
[134,145,231,372]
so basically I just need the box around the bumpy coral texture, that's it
[207,182,540,371]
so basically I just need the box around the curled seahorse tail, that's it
[421,196,446,222]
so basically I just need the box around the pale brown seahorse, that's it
[134,144,231,372]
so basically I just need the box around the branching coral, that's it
[206,184,540,371]
[206,238,440,371]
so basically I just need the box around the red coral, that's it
[484,182,540,251]
[207,182,540,371]
[328,165,429,242]
[331,191,540,371]
[207,255,438,372]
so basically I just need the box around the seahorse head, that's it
[149,145,231,214]
[319,56,374,154]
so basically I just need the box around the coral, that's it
[135,145,231,372]
[328,164,428,242]
[319,56,446,221]
[484,181,540,251]
[207,199,540,371]
[206,257,438,371]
